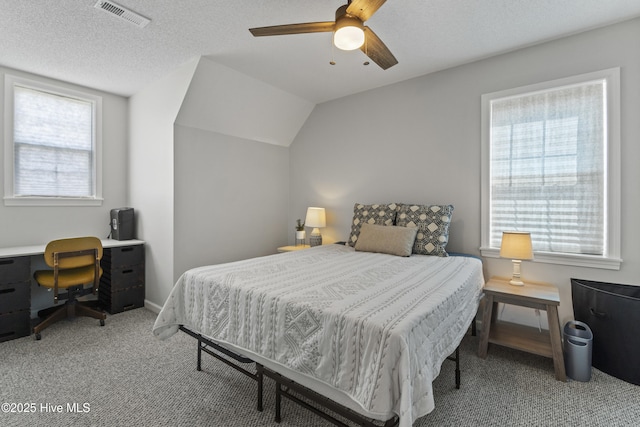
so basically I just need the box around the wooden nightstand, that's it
[277,245,311,253]
[478,276,566,381]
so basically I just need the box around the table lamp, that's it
[500,231,533,286]
[305,207,326,247]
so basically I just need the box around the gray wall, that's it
[173,125,289,279]
[289,18,640,325]
[131,57,311,309]
[170,57,312,284]
[0,66,128,246]
[128,58,198,310]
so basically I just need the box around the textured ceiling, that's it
[1,0,639,104]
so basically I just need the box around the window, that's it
[480,69,621,269]
[4,75,102,206]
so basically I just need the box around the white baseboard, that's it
[144,299,162,314]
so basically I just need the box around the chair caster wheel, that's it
[35,333,41,340]
[100,319,105,326]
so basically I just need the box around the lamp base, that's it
[309,234,322,247]
[509,278,525,286]
[309,228,322,247]
[510,259,525,286]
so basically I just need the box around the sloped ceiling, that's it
[175,57,314,146]
[1,1,640,103]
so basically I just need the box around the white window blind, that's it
[481,68,621,269]
[489,81,605,256]
[13,85,95,198]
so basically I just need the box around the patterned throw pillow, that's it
[348,203,398,247]
[395,204,454,256]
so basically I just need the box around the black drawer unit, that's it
[0,256,30,283]
[100,263,144,292]
[0,256,31,342]
[99,245,145,314]
[99,284,145,314]
[0,281,30,313]
[0,311,31,343]
[102,245,144,268]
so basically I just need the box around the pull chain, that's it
[363,29,369,66]
[330,36,336,65]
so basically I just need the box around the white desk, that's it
[0,239,145,341]
[0,239,145,259]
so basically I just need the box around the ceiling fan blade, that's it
[346,0,387,22]
[361,27,397,70]
[249,22,335,37]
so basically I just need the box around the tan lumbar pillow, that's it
[354,223,418,257]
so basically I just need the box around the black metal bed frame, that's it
[179,326,264,412]
[265,367,400,427]
[179,324,467,427]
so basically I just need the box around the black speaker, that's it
[110,208,134,240]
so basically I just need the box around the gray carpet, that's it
[1,309,638,427]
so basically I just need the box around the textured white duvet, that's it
[153,244,483,427]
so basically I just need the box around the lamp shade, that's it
[305,207,326,228]
[500,231,533,260]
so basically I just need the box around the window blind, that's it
[489,81,605,256]
[13,85,94,198]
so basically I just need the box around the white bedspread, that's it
[153,244,483,427]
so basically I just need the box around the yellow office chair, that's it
[33,236,106,340]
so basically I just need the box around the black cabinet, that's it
[0,256,31,342]
[99,245,145,314]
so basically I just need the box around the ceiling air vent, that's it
[94,1,150,28]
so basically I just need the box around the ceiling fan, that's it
[249,0,398,70]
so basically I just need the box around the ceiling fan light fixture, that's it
[333,14,365,51]
[334,26,365,50]
[249,2,398,70]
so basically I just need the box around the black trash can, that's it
[571,278,640,385]
[563,321,593,382]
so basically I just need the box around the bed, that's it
[153,238,484,427]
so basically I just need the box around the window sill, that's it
[4,196,104,207]
[480,247,622,270]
